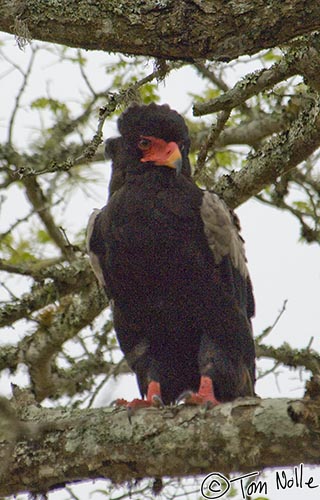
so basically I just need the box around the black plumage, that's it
[87,103,255,406]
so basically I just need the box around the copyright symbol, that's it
[201,472,230,499]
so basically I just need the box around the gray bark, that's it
[1,0,320,60]
[0,396,319,496]
[215,93,320,207]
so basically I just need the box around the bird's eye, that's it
[138,138,152,150]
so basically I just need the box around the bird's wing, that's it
[86,207,111,294]
[200,190,255,319]
[201,191,248,278]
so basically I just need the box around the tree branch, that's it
[215,94,320,208]
[257,342,320,375]
[14,61,179,178]
[0,257,64,277]
[0,258,99,327]
[0,397,319,496]
[22,177,74,259]
[1,0,320,61]
[194,34,320,117]
[216,111,297,147]
[193,53,297,117]
[24,281,107,401]
[194,109,231,177]
[7,46,37,145]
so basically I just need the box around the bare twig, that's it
[193,61,229,92]
[194,109,231,179]
[87,357,128,408]
[0,208,36,242]
[22,176,74,259]
[77,49,97,97]
[256,360,281,381]
[7,47,37,145]
[256,300,288,342]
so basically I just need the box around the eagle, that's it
[87,103,255,408]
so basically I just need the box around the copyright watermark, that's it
[201,471,262,499]
[200,464,319,499]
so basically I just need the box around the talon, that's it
[114,398,129,407]
[127,406,133,424]
[204,400,215,411]
[113,380,164,421]
[151,394,165,408]
[177,377,220,407]
[176,390,193,404]
[177,390,208,405]
[117,397,159,423]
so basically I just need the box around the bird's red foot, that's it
[115,381,164,420]
[178,376,220,408]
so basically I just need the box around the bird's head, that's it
[137,135,182,173]
[116,103,191,176]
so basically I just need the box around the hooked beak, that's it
[164,144,182,175]
[140,137,183,175]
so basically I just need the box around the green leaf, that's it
[30,97,69,117]
[37,229,51,244]
[262,49,282,63]
[190,87,221,103]
[216,150,237,168]
[292,200,313,215]
[140,83,160,104]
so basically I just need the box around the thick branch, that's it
[0,257,64,278]
[24,281,107,401]
[194,35,320,116]
[215,111,296,147]
[0,397,319,496]
[190,115,282,156]
[0,258,98,327]
[194,57,297,116]
[1,1,320,61]
[215,95,320,208]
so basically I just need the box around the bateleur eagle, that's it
[87,103,255,408]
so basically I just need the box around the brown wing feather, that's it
[200,191,249,279]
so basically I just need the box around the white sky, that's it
[0,34,320,500]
